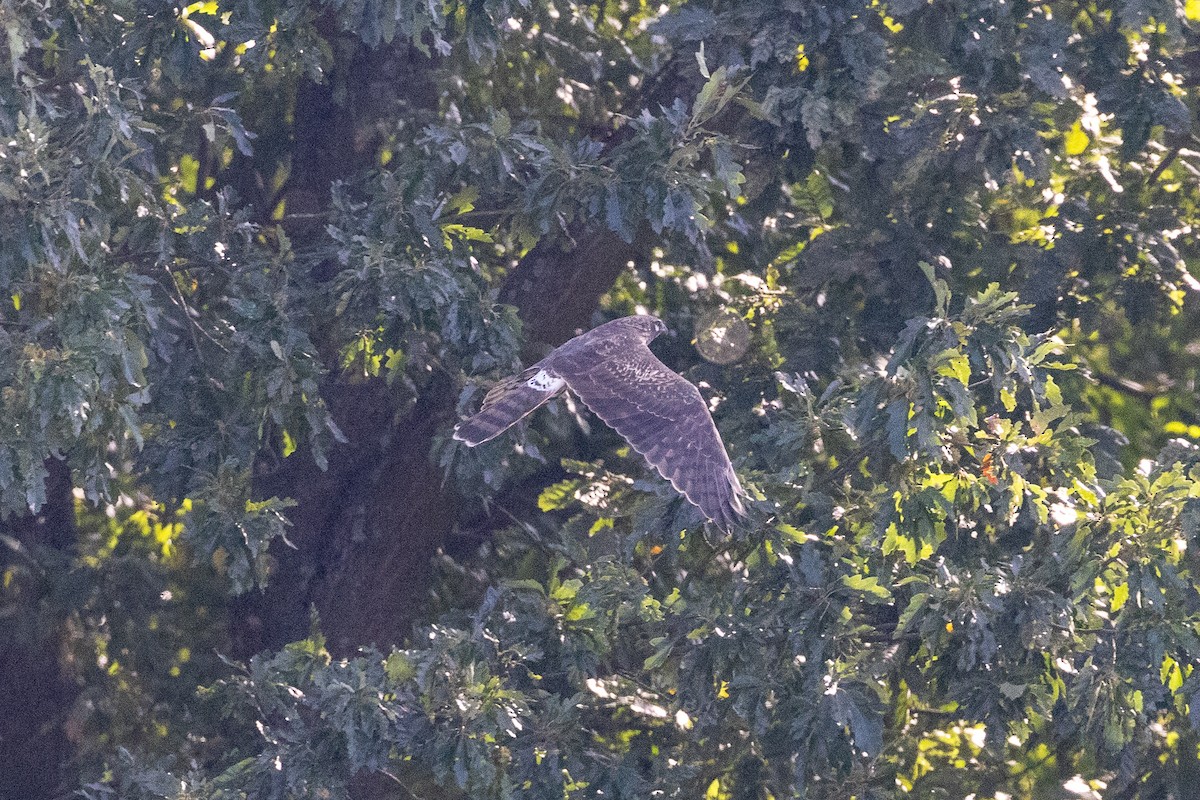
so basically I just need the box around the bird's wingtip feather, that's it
[451,422,487,447]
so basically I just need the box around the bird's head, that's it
[633,314,669,342]
[581,314,670,347]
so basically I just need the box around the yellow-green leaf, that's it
[1111,582,1129,612]
[551,578,582,601]
[588,517,614,535]
[1044,375,1063,406]
[538,479,579,512]
[1064,121,1089,155]
[565,602,594,621]
[776,523,807,544]
[936,352,971,386]
[446,186,479,216]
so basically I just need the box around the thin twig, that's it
[1147,145,1182,185]
[162,263,230,355]
[377,769,427,800]
[1092,371,1158,401]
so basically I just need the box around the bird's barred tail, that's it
[453,367,565,446]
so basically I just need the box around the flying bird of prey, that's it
[454,315,746,529]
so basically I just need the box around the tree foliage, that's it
[3,0,1200,798]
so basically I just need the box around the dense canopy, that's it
[3,0,1200,798]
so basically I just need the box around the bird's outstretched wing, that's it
[453,365,565,446]
[552,347,746,529]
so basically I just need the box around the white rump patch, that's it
[526,369,565,393]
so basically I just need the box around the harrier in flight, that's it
[454,315,746,529]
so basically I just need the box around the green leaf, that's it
[385,652,416,683]
[842,573,892,601]
[503,579,546,595]
[644,639,674,670]
[919,261,950,315]
[999,682,1026,699]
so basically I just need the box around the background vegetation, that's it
[3,0,1200,797]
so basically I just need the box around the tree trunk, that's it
[0,457,80,800]
[228,11,649,658]
[312,228,643,654]
[499,229,642,347]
